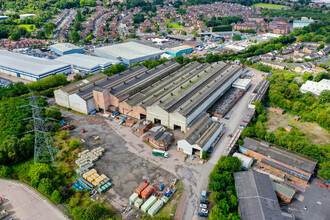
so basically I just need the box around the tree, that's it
[28,163,52,186]
[38,178,54,196]
[51,190,62,204]
[71,31,80,42]
[10,32,20,41]
[318,161,330,179]
[232,34,242,41]
[69,139,80,149]
[45,107,62,120]
[84,203,109,220]
[318,90,330,104]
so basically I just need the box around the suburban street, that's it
[0,179,67,220]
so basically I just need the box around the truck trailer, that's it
[152,149,168,158]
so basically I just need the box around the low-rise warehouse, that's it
[234,170,294,220]
[177,116,224,157]
[0,50,71,81]
[51,43,84,56]
[240,137,318,185]
[0,16,8,21]
[55,54,121,75]
[300,79,330,96]
[94,42,164,65]
[166,45,193,57]
[232,78,251,90]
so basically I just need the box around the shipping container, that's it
[148,199,164,216]
[134,198,143,208]
[161,196,169,203]
[129,193,139,203]
[136,182,148,196]
[141,196,157,213]
[141,185,154,199]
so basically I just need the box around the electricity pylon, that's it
[22,95,58,165]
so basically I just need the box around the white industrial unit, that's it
[300,79,330,96]
[0,50,71,81]
[233,152,253,169]
[56,54,121,75]
[94,42,164,65]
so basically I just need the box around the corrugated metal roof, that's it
[51,43,82,52]
[55,54,120,69]
[234,171,283,220]
[272,182,295,199]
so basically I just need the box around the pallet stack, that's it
[75,147,105,169]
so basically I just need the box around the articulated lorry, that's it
[152,149,168,158]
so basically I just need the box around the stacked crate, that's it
[75,147,105,169]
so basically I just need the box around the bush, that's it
[0,165,12,178]
[69,139,80,150]
[51,189,62,204]
[59,131,69,140]
[84,203,109,220]
[45,107,62,120]
[38,178,54,196]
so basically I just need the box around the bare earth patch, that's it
[266,112,330,146]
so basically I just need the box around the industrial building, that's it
[248,80,269,109]
[233,152,253,169]
[232,78,251,90]
[240,137,318,185]
[146,61,243,131]
[94,42,164,65]
[0,50,71,81]
[177,116,224,157]
[293,17,314,29]
[55,60,242,132]
[272,182,296,204]
[55,54,121,75]
[54,61,180,114]
[20,14,35,19]
[234,171,295,220]
[300,79,330,96]
[166,45,193,57]
[0,16,8,21]
[51,43,84,56]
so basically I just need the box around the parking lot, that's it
[283,179,330,220]
[0,179,66,220]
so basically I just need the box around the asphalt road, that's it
[0,179,67,220]
[182,67,264,220]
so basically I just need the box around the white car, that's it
[201,209,208,214]
[200,204,207,209]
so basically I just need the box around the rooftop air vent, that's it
[171,93,173,96]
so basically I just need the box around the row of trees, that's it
[208,156,241,219]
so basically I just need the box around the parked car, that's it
[201,209,209,214]
[224,115,230,119]
[198,212,208,217]
[242,120,248,123]
[239,125,246,128]
[200,200,209,205]
[200,204,208,209]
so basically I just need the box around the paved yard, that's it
[0,179,66,220]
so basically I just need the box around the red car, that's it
[242,120,248,123]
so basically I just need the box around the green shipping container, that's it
[148,199,164,216]
[161,196,169,203]
[141,196,157,212]
[129,193,139,203]
[134,198,143,208]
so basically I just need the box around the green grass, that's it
[252,3,286,9]
[168,23,183,30]
[18,24,36,32]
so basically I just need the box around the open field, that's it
[266,112,330,146]
[18,24,36,32]
[252,3,286,8]
[168,23,183,30]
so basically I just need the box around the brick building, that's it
[269,107,284,114]
[239,138,318,185]
[148,131,174,151]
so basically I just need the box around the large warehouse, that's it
[51,43,84,56]
[55,60,242,131]
[146,61,243,131]
[0,50,72,81]
[55,54,121,75]
[54,61,180,114]
[94,42,164,65]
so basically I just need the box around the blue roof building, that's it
[51,43,84,56]
[166,45,193,57]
